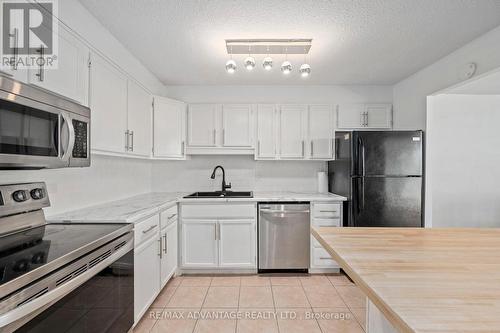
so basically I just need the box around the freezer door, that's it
[351,176,422,227]
[354,131,423,176]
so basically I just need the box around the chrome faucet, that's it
[210,165,231,193]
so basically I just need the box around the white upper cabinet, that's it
[308,105,335,159]
[90,53,128,154]
[187,104,219,147]
[186,103,254,153]
[28,23,90,106]
[153,97,186,159]
[256,104,277,159]
[364,104,393,128]
[337,103,392,129]
[279,105,307,159]
[127,80,152,157]
[222,104,253,147]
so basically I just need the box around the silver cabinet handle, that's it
[301,140,305,157]
[213,129,216,144]
[168,213,177,220]
[124,130,130,151]
[130,130,134,151]
[163,233,167,254]
[310,141,314,157]
[261,209,310,214]
[257,140,261,156]
[365,112,369,127]
[181,141,185,155]
[9,28,19,70]
[320,257,332,260]
[217,223,221,240]
[319,210,338,213]
[222,128,225,145]
[35,45,44,81]
[142,224,158,234]
[214,224,217,240]
[158,238,162,258]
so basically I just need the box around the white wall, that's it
[0,155,151,217]
[426,94,500,227]
[393,25,500,130]
[151,156,326,193]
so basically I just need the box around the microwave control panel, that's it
[72,120,88,159]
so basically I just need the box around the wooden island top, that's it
[311,227,500,333]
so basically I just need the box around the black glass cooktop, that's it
[0,223,130,287]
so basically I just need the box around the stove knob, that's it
[13,259,29,272]
[12,190,28,202]
[32,252,45,264]
[30,188,45,200]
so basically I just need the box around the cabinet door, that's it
[187,104,219,147]
[181,221,218,267]
[365,104,392,128]
[279,105,307,159]
[308,105,334,159]
[134,236,160,321]
[337,104,364,129]
[28,24,89,105]
[89,53,128,153]
[127,80,152,157]
[256,104,277,159]
[222,104,253,147]
[218,220,256,268]
[154,97,186,158]
[160,222,178,287]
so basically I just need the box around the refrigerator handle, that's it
[357,136,366,176]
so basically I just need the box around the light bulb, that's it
[225,59,236,74]
[300,63,311,77]
[281,61,292,75]
[262,57,273,71]
[244,56,256,70]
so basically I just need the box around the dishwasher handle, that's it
[260,208,310,214]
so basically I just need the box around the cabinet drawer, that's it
[181,203,255,219]
[312,247,338,268]
[312,218,341,228]
[312,203,341,218]
[135,214,160,246]
[160,205,178,229]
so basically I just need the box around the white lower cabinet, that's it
[181,220,218,268]
[160,220,178,287]
[310,201,342,272]
[134,233,160,322]
[180,203,257,270]
[219,220,256,268]
[134,206,178,323]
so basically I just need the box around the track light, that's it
[263,57,273,70]
[300,63,311,77]
[244,56,256,71]
[281,61,292,75]
[225,59,236,74]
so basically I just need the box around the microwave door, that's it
[60,112,75,166]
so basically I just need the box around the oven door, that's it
[0,91,76,169]
[0,233,134,333]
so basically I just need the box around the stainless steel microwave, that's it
[0,75,90,169]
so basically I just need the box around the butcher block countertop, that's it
[311,227,500,333]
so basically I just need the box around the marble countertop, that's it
[49,191,346,224]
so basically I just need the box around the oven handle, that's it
[61,112,75,162]
[0,237,133,329]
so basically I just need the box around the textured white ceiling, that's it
[78,0,500,85]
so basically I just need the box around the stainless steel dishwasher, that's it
[258,203,310,272]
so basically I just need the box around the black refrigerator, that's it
[328,131,424,228]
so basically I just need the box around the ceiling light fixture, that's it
[224,39,312,77]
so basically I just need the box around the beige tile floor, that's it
[133,273,366,333]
